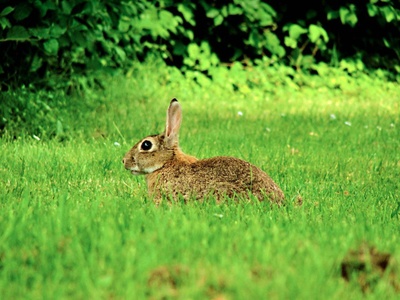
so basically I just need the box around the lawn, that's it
[0,62,399,299]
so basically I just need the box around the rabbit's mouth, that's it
[129,167,144,175]
[130,164,163,175]
[126,164,143,175]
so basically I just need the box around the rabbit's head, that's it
[123,99,182,175]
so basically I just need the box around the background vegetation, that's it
[0,0,399,91]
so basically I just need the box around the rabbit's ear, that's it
[165,99,182,145]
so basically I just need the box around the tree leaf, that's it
[264,31,285,57]
[309,24,329,43]
[7,25,30,40]
[29,27,51,39]
[187,43,200,58]
[206,8,219,18]
[43,39,59,55]
[14,3,33,21]
[50,25,67,38]
[30,55,43,72]
[0,6,14,17]
[177,3,195,26]
[214,15,224,26]
[284,36,297,49]
[289,24,307,40]
[114,46,126,61]
[228,4,242,15]
[0,17,12,30]
[366,3,378,17]
[381,6,395,23]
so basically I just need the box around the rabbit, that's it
[122,99,284,205]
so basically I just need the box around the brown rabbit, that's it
[123,99,284,204]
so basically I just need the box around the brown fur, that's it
[123,99,284,205]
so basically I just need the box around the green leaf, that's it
[0,17,12,30]
[264,31,285,57]
[339,6,358,27]
[259,13,274,27]
[339,7,349,24]
[30,55,43,72]
[327,10,339,20]
[50,25,67,38]
[43,39,59,56]
[206,8,219,18]
[214,15,224,26]
[29,27,51,39]
[200,41,211,54]
[289,24,307,40]
[187,43,200,58]
[383,38,390,48]
[248,30,260,47]
[61,1,72,14]
[159,10,175,24]
[199,58,210,71]
[260,2,276,17]
[381,6,395,22]
[7,25,30,40]
[221,6,228,17]
[178,3,195,26]
[309,25,329,43]
[366,3,378,17]
[284,36,297,49]
[186,29,194,40]
[0,6,14,17]
[13,3,32,21]
[228,4,242,15]
[114,46,126,61]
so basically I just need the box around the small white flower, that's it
[265,127,271,132]
[344,121,351,126]
[330,114,336,120]
[33,135,40,141]
[237,111,243,116]
[390,123,395,128]
[114,142,121,147]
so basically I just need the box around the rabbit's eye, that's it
[141,140,152,151]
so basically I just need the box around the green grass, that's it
[1,62,399,299]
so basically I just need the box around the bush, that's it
[0,0,151,90]
[0,0,399,91]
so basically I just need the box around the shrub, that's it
[0,0,399,91]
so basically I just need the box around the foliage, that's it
[0,0,399,90]
[0,0,168,89]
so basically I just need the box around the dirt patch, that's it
[147,264,230,299]
[341,243,399,293]
[295,194,303,206]
[250,265,274,281]
[147,264,189,297]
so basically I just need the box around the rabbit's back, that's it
[147,156,284,204]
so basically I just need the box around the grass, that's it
[0,62,399,299]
